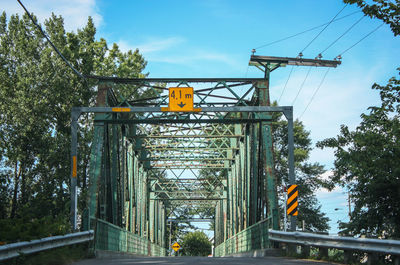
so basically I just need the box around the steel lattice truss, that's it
[77,78,287,248]
[137,123,240,170]
[70,55,339,252]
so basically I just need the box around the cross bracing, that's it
[72,80,295,251]
[72,56,331,252]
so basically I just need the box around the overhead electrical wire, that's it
[298,22,385,119]
[299,68,331,119]
[253,10,361,51]
[17,0,85,80]
[318,15,365,56]
[337,22,385,58]
[299,4,348,55]
[278,5,347,108]
[299,18,383,119]
[278,66,295,104]
[291,67,313,105]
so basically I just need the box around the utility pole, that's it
[284,186,287,232]
[249,54,341,232]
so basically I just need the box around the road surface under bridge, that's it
[71,256,337,265]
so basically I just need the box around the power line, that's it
[300,4,348,55]
[337,22,385,57]
[244,64,250,78]
[291,66,313,105]
[319,15,365,56]
[278,66,295,104]
[299,68,331,119]
[16,0,85,79]
[253,11,361,50]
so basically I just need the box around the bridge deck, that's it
[71,256,336,265]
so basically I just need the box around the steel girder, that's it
[74,78,295,252]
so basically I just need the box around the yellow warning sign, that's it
[287,184,298,216]
[172,242,181,251]
[167,87,194,112]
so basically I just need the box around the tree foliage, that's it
[0,11,147,241]
[343,0,400,36]
[317,70,400,238]
[181,231,211,256]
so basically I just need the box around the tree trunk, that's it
[10,162,22,219]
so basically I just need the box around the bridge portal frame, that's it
[70,105,296,233]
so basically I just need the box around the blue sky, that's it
[2,0,399,235]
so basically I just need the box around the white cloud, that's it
[153,50,241,68]
[117,37,242,70]
[118,37,185,54]
[136,37,185,54]
[1,0,102,32]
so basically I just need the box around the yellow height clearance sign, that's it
[287,184,298,216]
[162,87,201,112]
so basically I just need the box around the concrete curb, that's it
[223,248,282,258]
[95,250,148,259]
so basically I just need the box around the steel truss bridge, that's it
[68,55,340,256]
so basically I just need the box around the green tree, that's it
[0,11,147,241]
[343,0,400,36]
[272,108,332,232]
[181,231,211,256]
[317,71,400,238]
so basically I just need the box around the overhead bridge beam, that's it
[86,76,266,83]
[74,106,292,113]
[167,218,214,222]
[135,135,243,138]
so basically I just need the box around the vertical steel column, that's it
[161,205,165,247]
[86,83,109,229]
[86,120,105,224]
[149,195,155,242]
[245,125,251,228]
[215,201,220,245]
[222,184,228,241]
[111,122,119,225]
[285,108,296,231]
[127,143,133,231]
[227,168,234,237]
[250,123,259,224]
[235,153,240,232]
[239,135,245,232]
[257,72,279,230]
[70,110,79,231]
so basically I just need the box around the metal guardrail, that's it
[0,230,94,261]
[269,230,400,256]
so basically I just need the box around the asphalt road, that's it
[71,256,337,265]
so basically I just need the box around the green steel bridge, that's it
[70,55,340,257]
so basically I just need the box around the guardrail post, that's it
[343,250,353,264]
[367,252,378,265]
[301,244,310,258]
[286,243,297,256]
[317,247,329,260]
[394,255,400,265]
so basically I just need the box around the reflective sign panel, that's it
[168,87,194,112]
